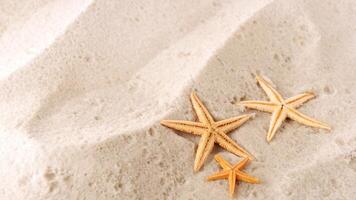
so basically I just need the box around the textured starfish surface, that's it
[207,154,260,197]
[239,75,331,142]
[161,92,254,172]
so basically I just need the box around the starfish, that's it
[207,154,260,197]
[160,92,254,172]
[239,75,331,142]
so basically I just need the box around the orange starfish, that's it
[161,92,254,172]
[239,75,331,142]
[207,155,260,197]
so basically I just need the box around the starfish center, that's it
[208,127,218,135]
[280,102,287,108]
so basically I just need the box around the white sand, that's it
[0,0,356,199]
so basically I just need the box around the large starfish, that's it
[161,92,254,172]
[207,154,260,197]
[239,75,331,142]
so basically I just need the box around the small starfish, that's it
[161,92,254,172]
[239,75,331,142]
[207,154,260,197]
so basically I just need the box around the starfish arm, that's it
[194,133,216,172]
[266,106,287,142]
[215,132,253,160]
[285,92,315,108]
[214,114,253,134]
[160,120,207,135]
[214,154,233,170]
[256,75,284,103]
[233,157,250,170]
[228,171,237,197]
[238,101,277,113]
[190,92,215,125]
[235,171,260,184]
[286,107,331,130]
[207,170,229,181]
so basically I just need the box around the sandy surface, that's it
[0,0,356,199]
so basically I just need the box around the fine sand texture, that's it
[0,0,356,199]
